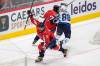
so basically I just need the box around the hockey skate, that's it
[63,49,68,57]
[35,57,43,63]
[59,41,68,57]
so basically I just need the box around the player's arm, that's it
[27,10,40,25]
[66,13,71,21]
[43,10,58,24]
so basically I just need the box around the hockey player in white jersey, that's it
[56,3,71,57]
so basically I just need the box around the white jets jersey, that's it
[58,11,70,23]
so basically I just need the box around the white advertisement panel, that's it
[0,0,99,36]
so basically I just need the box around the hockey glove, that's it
[27,10,33,17]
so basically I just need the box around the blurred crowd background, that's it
[0,0,49,11]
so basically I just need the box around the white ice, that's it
[0,17,100,66]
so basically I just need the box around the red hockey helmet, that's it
[53,5,60,13]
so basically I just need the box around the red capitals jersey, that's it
[29,16,55,47]
[44,10,57,31]
[38,28,55,47]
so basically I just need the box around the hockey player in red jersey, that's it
[43,5,60,33]
[27,10,67,62]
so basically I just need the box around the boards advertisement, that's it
[0,0,99,40]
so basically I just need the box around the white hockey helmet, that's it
[60,3,68,11]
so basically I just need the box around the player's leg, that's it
[64,23,71,39]
[61,23,71,57]
[59,40,68,57]
[57,23,63,37]
[32,35,39,44]
[48,38,68,57]
[48,39,60,50]
[55,23,68,57]
[35,42,45,62]
[56,23,63,43]
[63,23,71,48]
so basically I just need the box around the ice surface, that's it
[0,17,100,66]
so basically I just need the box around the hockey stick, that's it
[67,0,76,6]
[24,0,34,30]
[61,0,76,6]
